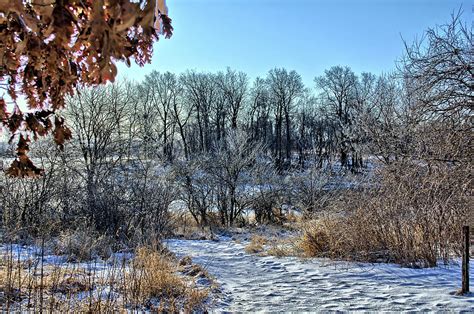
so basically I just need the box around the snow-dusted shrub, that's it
[174,157,216,228]
[207,130,266,226]
[301,162,471,267]
[246,157,283,224]
[287,167,333,217]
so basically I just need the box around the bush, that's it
[300,162,472,267]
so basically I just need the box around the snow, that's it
[3,239,473,312]
[0,243,133,308]
[165,237,474,312]
[0,243,68,264]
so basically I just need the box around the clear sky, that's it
[120,0,470,86]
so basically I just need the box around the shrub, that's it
[300,162,472,267]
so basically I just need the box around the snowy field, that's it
[166,237,474,312]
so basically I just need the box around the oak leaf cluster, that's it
[0,0,172,177]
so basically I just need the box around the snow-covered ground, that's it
[166,237,474,312]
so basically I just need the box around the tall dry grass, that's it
[299,162,472,267]
[0,243,210,312]
[244,235,268,254]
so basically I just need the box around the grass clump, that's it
[244,235,268,254]
[126,247,209,312]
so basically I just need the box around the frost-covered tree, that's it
[247,77,272,145]
[208,130,265,226]
[180,71,215,153]
[401,12,472,119]
[401,13,472,164]
[266,68,304,169]
[215,68,249,130]
[141,71,180,161]
[315,66,358,168]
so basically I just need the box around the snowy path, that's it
[166,238,473,312]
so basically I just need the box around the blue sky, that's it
[118,0,470,86]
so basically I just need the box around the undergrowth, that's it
[0,243,210,312]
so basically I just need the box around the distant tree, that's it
[315,66,360,171]
[209,73,228,143]
[294,91,317,168]
[361,73,408,164]
[266,68,304,169]
[141,71,180,161]
[247,77,272,146]
[170,82,193,160]
[215,68,249,130]
[180,71,215,153]
[0,0,172,176]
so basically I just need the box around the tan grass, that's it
[297,163,472,267]
[0,245,209,312]
[265,237,301,257]
[244,235,268,254]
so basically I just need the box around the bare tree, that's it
[171,83,194,160]
[142,71,180,161]
[294,91,319,168]
[180,71,215,153]
[401,12,473,119]
[361,73,409,164]
[247,77,272,147]
[215,68,249,129]
[315,66,360,171]
[401,13,473,164]
[65,84,132,233]
[266,68,305,169]
[208,130,265,226]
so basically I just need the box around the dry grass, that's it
[298,163,472,267]
[52,229,115,262]
[0,245,210,312]
[299,215,353,259]
[243,234,301,257]
[126,246,209,311]
[265,239,299,257]
[170,211,221,240]
[244,235,268,254]
[0,260,94,312]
